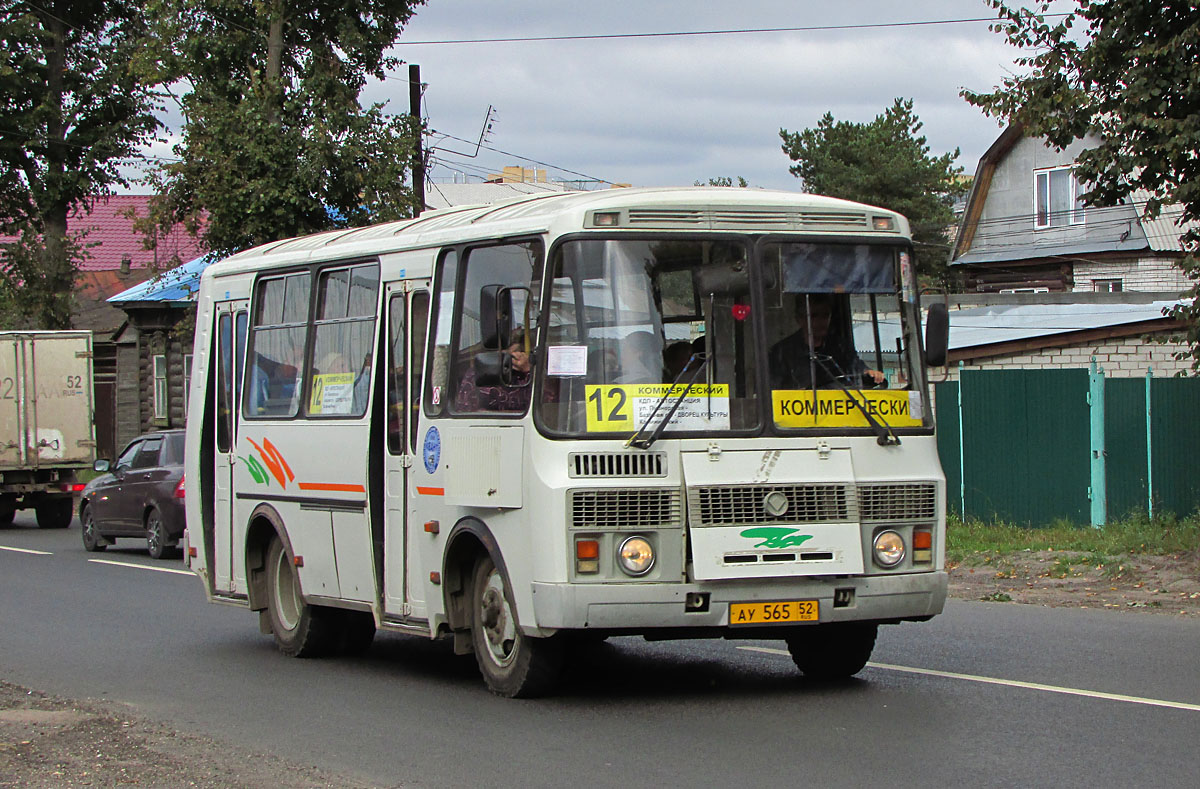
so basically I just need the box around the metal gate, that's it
[936,367,1199,525]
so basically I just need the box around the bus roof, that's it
[203,186,910,278]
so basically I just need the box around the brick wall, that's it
[939,333,1192,381]
[1071,256,1190,294]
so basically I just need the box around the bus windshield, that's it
[536,237,929,438]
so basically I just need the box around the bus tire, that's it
[265,536,339,658]
[785,622,878,680]
[35,497,73,529]
[469,555,564,698]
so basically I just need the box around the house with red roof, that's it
[1,195,208,457]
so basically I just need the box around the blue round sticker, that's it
[422,426,441,474]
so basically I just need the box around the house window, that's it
[182,353,194,416]
[1094,278,1123,293]
[1034,167,1085,229]
[153,354,168,420]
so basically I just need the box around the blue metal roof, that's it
[107,254,216,305]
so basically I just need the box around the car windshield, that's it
[535,237,930,438]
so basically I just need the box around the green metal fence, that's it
[935,366,1200,525]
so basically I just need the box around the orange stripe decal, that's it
[297,482,367,493]
[416,486,445,496]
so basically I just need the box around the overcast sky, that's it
[366,0,1068,191]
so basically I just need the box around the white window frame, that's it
[1093,278,1123,293]
[182,353,193,415]
[1034,166,1085,229]
[153,354,168,419]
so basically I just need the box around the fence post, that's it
[1089,358,1106,528]
[957,362,966,519]
[1146,367,1154,521]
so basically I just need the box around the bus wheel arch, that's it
[245,504,291,613]
[442,518,499,654]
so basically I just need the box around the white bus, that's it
[183,187,951,697]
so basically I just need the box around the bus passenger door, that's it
[383,284,429,618]
[212,302,247,592]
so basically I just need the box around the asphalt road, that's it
[3,514,1199,788]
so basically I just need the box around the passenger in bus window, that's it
[769,293,884,390]
[455,329,532,412]
[613,331,664,384]
[249,348,301,415]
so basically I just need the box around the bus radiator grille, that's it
[689,484,850,527]
[568,452,667,478]
[568,488,683,529]
[857,483,938,522]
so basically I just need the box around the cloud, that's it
[383,1,1037,189]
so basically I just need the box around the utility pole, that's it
[409,63,426,215]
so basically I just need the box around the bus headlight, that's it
[872,530,906,568]
[617,536,655,576]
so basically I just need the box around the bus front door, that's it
[383,284,430,620]
[212,302,247,592]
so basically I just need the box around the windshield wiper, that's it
[626,353,709,450]
[808,354,900,447]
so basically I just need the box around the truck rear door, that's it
[26,332,94,466]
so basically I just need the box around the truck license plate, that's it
[729,600,818,625]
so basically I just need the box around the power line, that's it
[393,16,1067,46]
[427,127,615,185]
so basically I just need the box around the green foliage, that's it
[0,0,161,328]
[946,511,1200,563]
[695,176,749,188]
[779,98,967,283]
[963,0,1200,372]
[140,0,426,257]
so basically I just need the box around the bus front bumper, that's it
[530,571,947,632]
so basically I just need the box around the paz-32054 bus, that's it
[183,187,951,697]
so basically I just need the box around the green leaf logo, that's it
[739,527,814,549]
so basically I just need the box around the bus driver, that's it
[769,293,885,390]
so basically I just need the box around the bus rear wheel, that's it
[265,536,339,658]
[785,622,878,680]
[469,555,564,698]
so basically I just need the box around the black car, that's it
[80,430,186,559]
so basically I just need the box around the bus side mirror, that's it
[479,285,513,350]
[924,302,949,367]
[474,350,512,387]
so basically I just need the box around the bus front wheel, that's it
[469,555,564,698]
[265,536,339,658]
[785,622,878,680]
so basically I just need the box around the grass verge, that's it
[946,511,1200,564]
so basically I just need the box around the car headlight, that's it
[617,536,654,576]
[873,530,906,568]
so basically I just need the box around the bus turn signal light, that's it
[576,539,600,574]
[913,529,932,563]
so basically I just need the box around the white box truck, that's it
[0,331,95,528]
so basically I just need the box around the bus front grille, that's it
[858,483,938,521]
[569,452,667,478]
[568,488,683,529]
[689,484,850,527]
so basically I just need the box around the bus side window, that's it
[246,272,310,418]
[409,291,429,451]
[424,250,458,418]
[450,241,541,415]
[386,294,405,454]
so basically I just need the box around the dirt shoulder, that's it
[0,682,378,789]
[948,549,1200,615]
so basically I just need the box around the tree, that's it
[141,0,426,257]
[963,0,1200,372]
[0,1,160,328]
[695,176,749,188]
[780,98,967,282]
